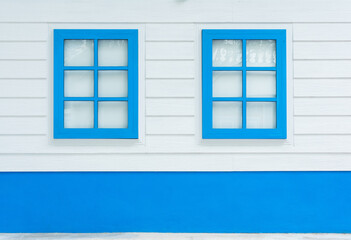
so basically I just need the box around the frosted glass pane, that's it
[98,71,128,97]
[247,71,276,98]
[247,102,276,129]
[64,40,94,66]
[213,102,242,128]
[64,71,94,97]
[98,101,128,128]
[213,71,242,97]
[64,101,94,128]
[213,40,242,67]
[246,40,276,67]
[98,40,128,66]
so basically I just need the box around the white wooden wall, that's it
[0,0,351,171]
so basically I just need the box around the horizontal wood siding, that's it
[0,1,350,171]
[1,1,351,22]
[294,79,351,97]
[146,98,195,116]
[146,80,195,97]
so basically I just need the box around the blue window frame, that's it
[54,29,138,139]
[202,29,286,139]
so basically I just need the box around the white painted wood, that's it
[0,134,350,154]
[0,117,46,135]
[0,42,47,60]
[295,60,351,78]
[294,79,351,97]
[2,0,351,23]
[294,98,351,116]
[0,23,47,41]
[0,99,47,116]
[294,23,351,41]
[295,116,351,134]
[294,42,351,60]
[145,135,293,153]
[145,135,351,153]
[0,233,349,240]
[0,136,146,154]
[1,153,351,171]
[146,98,195,116]
[294,135,351,152]
[0,60,47,79]
[0,98,47,116]
[146,24,195,41]
[0,11,349,171]
[146,117,194,135]
[146,80,195,97]
[146,60,194,78]
[146,42,194,60]
[0,80,47,97]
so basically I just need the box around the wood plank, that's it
[146,80,195,97]
[146,42,194,60]
[146,135,351,153]
[0,80,47,97]
[294,60,351,78]
[0,117,46,134]
[2,154,351,172]
[294,98,351,116]
[1,0,351,23]
[0,1,233,23]
[146,60,194,79]
[0,42,47,60]
[0,23,47,41]
[294,42,351,60]
[294,135,351,152]
[146,98,195,116]
[0,134,349,154]
[0,136,146,154]
[145,135,293,153]
[0,99,47,116]
[294,23,351,41]
[146,24,195,41]
[146,117,194,135]
[295,116,351,134]
[294,79,351,97]
[0,60,47,79]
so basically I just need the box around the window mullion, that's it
[94,39,99,129]
[242,39,247,129]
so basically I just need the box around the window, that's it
[54,29,138,139]
[202,29,286,139]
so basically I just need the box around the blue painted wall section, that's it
[0,172,350,233]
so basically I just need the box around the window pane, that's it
[64,101,94,128]
[213,71,242,97]
[213,40,242,67]
[247,102,276,128]
[98,71,128,97]
[213,102,242,128]
[98,40,128,66]
[64,71,94,97]
[98,101,128,128]
[64,40,94,66]
[246,40,276,67]
[247,71,276,98]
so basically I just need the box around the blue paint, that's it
[54,29,138,139]
[0,172,350,233]
[202,30,287,139]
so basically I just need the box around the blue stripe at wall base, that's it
[0,172,350,233]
